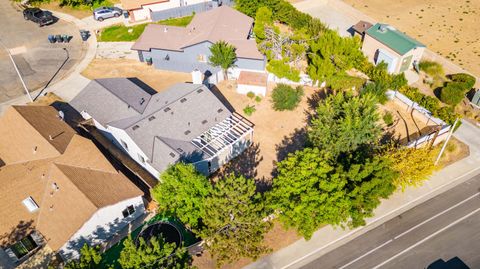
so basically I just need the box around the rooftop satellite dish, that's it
[58,110,65,121]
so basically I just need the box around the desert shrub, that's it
[434,106,459,126]
[362,82,388,104]
[419,60,445,77]
[271,84,304,111]
[255,96,262,103]
[400,86,440,112]
[243,105,256,116]
[247,91,256,99]
[449,73,476,90]
[440,82,466,106]
[267,59,301,82]
[383,111,394,126]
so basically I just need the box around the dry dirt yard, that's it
[81,59,192,91]
[344,0,480,77]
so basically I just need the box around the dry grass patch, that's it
[436,136,470,167]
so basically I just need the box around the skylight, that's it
[22,197,39,213]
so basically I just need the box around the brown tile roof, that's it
[237,71,268,87]
[352,20,373,34]
[0,106,143,250]
[132,6,264,60]
[121,0,168,10]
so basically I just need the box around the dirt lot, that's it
[344,0,480,77]
[81,59,192,92]
[379,98,440,144]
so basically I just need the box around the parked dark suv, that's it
[23,8,54,27]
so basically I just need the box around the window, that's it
[10,235,38,259]
[22,197,39,213]
[120,140,129,151]
[197,54,206,62]
[138,154,146,164]
[122,205,135,218]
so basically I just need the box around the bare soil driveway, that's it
[0,0,86,103]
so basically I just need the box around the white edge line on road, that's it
[280,166,480,269]
[394,192,480,239]
[337,191,480,268]
[338,240,393,269]
[372,207,480,269]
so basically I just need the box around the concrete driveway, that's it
[0,0,86,103]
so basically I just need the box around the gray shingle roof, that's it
[71,79,232,173]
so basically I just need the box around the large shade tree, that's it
[151,163,211,231]
[209,41,237,79]
[200,174,271,267]
[64,244,101,269]
[119,236,192,269]
[308,92,381,157]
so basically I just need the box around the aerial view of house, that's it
[360,22,426,74]
[70,78,254,177]
[0,106,145,267]
[131,6,265,77]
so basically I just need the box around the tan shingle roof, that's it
[238,71,268,87]
[132,6,264,60]
[0,106,143,250]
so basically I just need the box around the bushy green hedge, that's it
[449,73,476,90]
[362,82,388,104]
[440,82,467,106]
[419,60,445,77]
[328,74,366,91]
[271,84,304,111]
[266,59,301,82]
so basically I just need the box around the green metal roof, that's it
[366,23,425,55]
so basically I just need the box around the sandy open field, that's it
[344,0,480,77]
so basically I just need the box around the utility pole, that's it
[435,118,459,166]
[0,39,33,102]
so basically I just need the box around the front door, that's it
[400,55,413,73]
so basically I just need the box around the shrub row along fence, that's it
[387,90,451,148]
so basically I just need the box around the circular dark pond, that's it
[136,221,182,249]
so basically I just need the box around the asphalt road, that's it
[0,0,85,103]
[300,174,480,269]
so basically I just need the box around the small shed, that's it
[237,71,268,96]
[352,20,373,40]
[471,89,480,108]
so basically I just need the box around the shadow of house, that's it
[427,257,470,269]
[212,141,261,180]
[209,84,236,113]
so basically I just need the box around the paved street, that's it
[0,0,86,103]
[299,174,480,269]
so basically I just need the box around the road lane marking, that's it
[336,192,480,268]
[338,240,393,269]
[372,207,480,269]
[280,166,480,269]
[393,192,479,239]
[8,46,26,55]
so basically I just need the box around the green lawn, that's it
[97,15,194,42]
[99,214,199,269]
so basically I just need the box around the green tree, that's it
[64,244,101,269]
[253,7,273,41]
[271,84,304,111]
[209,41,237,79]
[151,163,211,230]
[361,81,388,104]
[119,236,191,269]
[440,82,466,106]
[385,146,439,191]
[308,30,364,83]
[268,148,350,239]
[308,92,381,157]
[200,174,271,267]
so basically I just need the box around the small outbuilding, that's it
[237,71,268,96]
[361,23,426,74]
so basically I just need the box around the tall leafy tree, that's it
[209,41,237,79]
[151,163,211,231]
[119,236,192,269]
[253,7,273,42]
[64,244,101,269]
[308,92,381,157]
[385,146,439,191]
[268,148,350,239]
[200,174,271,267]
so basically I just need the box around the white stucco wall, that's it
[59,196,145,260]
[130,0,207,22]
[237,84,267,96]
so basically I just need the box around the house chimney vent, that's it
[58,111,64,121]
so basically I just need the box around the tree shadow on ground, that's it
[0,219,35,247]
[305,88,328,124]
[271,128,308,179]
[213,142,262,181]
[427,257,470,269]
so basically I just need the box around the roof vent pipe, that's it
[164,27,168,33]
